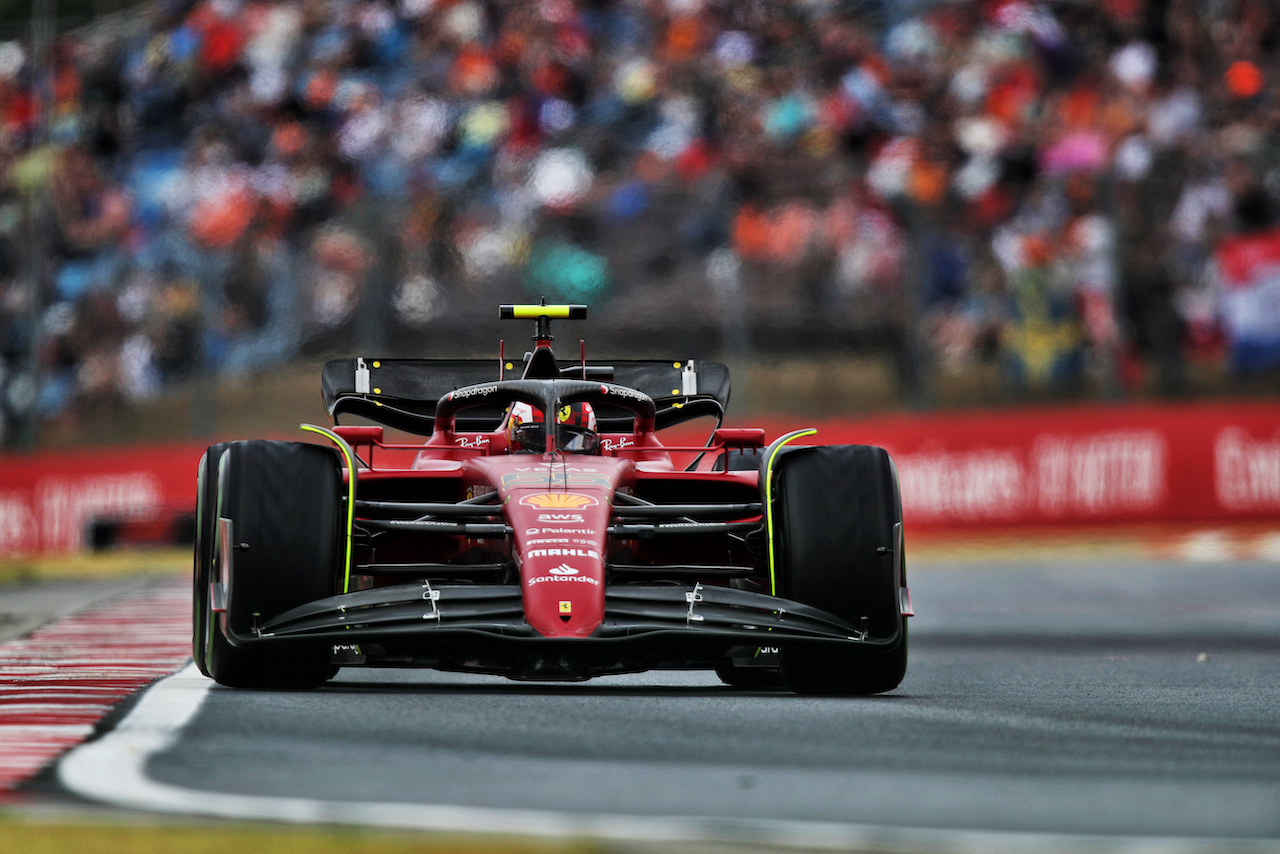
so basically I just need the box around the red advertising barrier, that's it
[0,444,205,557]
[2,401,1279,556]
[752,400,1280,530]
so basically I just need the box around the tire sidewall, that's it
[770,444,907,695]
[207,440,344,689]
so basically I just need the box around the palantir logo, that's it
[547,564,579,575]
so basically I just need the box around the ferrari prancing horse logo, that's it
[520,493,598,509]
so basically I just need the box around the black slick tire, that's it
[192,442,233,678]
[207,440,344,689]
[770,444,908,695]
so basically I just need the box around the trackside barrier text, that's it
[2,401,1280,555]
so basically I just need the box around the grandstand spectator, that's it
[1,0,1279,444]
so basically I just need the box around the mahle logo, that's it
[520,493,598,509]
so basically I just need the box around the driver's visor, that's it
[510,423,598,454]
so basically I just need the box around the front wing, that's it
[215,582,901,677]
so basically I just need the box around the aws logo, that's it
[520,493,598,509]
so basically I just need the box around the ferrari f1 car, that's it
[193,304,911,694]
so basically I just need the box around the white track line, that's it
[58,663,1280,853]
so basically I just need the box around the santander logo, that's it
[547,564,579,575]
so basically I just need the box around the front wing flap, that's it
[231,582,895,650]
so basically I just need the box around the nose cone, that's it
[521,543,606,637]
[510,489,610,638]
[481,456,632,639]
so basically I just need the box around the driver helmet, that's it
[506,401,598,454]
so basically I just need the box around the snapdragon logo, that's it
[602,384,649,403]
[447,384,498,401]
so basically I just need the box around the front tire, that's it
[208,440,345,689]
[769,444,908,695]
[192,442,233,678]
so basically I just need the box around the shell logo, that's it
[520,493,598,509]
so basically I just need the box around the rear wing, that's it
[321,358,730,434]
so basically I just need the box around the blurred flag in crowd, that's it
[1214,224,1280,373]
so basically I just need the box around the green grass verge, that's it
[0,815,604,854]
[0,548,188,586]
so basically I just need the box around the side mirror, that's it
[333,426,384,445]
[711,428,766,449]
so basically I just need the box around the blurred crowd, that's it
[1,0,1279,444]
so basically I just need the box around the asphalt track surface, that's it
[58,558,1280,849]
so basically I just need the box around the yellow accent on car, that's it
[300,424,358,594]
[509,305,573,318]
[764,428,817,597]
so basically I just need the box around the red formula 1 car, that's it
[192,304,911,694]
